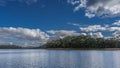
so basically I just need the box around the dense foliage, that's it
[42,36,120,48]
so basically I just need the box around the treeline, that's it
[41,35,120,48]
[0,45,22,49]
[0,45,40,49]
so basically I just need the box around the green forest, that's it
[41,35,120,48]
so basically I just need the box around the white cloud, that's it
[68,21,120,39]
[0,27,49,46]
[47,29,104,39]
[77,21,120,39]
[113,31,120,40]
[67,0,80,5]
[110,27,120,40]
[68,0,120,18]
[67,0,87,11]
[79,24,120,32]
[80,25,106,32]
[47,30,81,39]
[113,20,120,26]
[68,22,81,27]
[0,27,49,41]
[109,27,120,31]
[47,30,105,39]
[74,0,87,11]
[85,12,95,18]
[81,33,87,36]
[88,32,103,38]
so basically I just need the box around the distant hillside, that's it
[0,45,22,49]
[41,35,120,48]
[0,45,42,49]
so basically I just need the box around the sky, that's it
[0,0,120,46]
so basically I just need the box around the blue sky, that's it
[0,0,120,46]
[0,0,112,30]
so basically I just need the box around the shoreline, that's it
[0,48,120,50]
[44,48,120,50]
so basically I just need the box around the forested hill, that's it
[41,36,120,48]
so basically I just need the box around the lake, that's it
[0,49,119,68]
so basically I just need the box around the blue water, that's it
[0,49,119,68]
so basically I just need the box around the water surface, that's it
[0,49,119,68]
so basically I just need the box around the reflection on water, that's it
[0,49,119,68]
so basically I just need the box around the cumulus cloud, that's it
[88,32,103,38]
[47,30,81,39]
[79,24,120,32]
[113,31,120,40]
[111,27,120,40]
[68,0,120,18]
[47,30,104,39]
[113,20,120,26]
[0,0,38,6]
[111,20,120,40]
[72,20,120,39]
[67,0,80,5]
[0,27,49,46]
[109,27,120,31]
[80,25,107,32]
[80,33,87,36]
[67,0,87,11]
[0,27,49,41]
